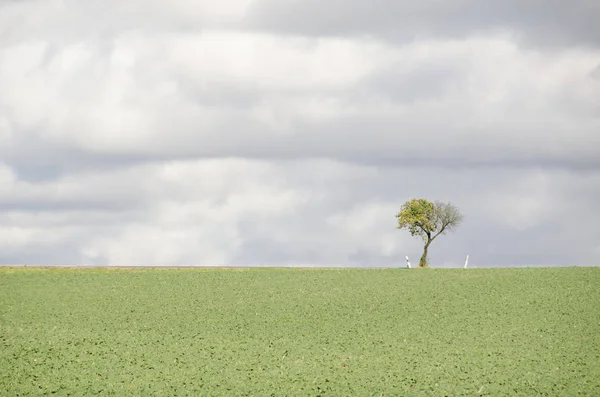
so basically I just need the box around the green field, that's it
[1,267,599,396]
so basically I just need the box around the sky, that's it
[0,0,599,267]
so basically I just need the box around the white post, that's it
[464,254,469,269]
[405,256,411,269]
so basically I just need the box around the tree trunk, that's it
[419,240,431,268]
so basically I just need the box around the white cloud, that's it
[0,225,78,255]
[483,171,556,231]
[82,223,239,267]
[327,202,409,256]
[1,0,599,267]
[2,31,598,165]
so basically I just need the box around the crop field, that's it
[1,267,599,396]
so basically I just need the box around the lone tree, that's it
[396,198,463,268]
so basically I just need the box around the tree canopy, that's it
[396,198,463,267]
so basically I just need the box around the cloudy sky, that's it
[1,0,599,267]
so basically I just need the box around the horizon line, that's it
[1,264,597,269]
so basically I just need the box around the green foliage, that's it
[1,267,599,396]
[396,198,463,241]
[396,198,436,239]
[396,198,463,267]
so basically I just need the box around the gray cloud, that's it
[592,63,600,79]
[3,35,598,175]
[2,161,598,266]
[244,0,600,48]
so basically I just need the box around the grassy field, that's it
[1,267,599,396]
